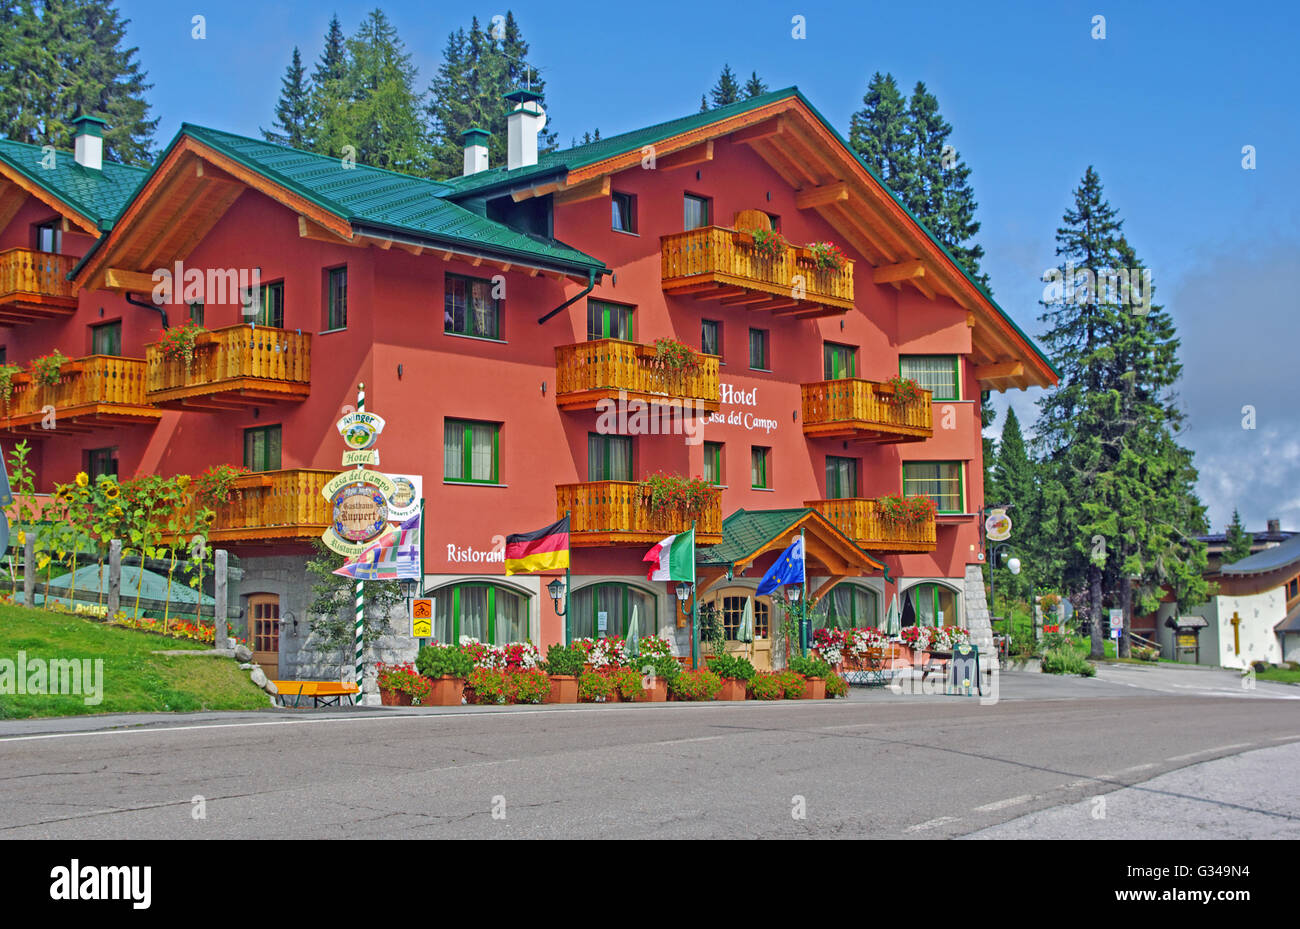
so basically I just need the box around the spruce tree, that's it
[263,47,313,149]
[1222,509,1253,565]
[699,93,709,113]
[709,65,741,108]
[744,71,769,98]
[989,406,1037,602]
[849,73,911,189]
[308,14,348,152]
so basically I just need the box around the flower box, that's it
[379,688,413,707]
[546,673,578,704]
[801,678,826,700]
[428,675,465,706]
[633,677,668,702]
[717,678,747,701]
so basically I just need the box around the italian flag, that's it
[643,528,695,582]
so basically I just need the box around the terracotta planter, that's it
[633,677,668,702]
[546,674,578,704]
[717,678,747,701]
[802,678,827,700]
[379,688,412,707]
[428,675,465,706]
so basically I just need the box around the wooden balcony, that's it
[801,379,932,443]
[207,469,335,544]
[554,339,720,412]
[0,355,161,434]
[661,227,854,318]
[558,481,723,546]
[0,248,78,324]
[145,325,311,409]
[806,498,937,553]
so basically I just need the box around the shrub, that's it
[750,227,789,260]
[607,667,644,700]
[577,670,614,702]
[1041,648,1095,677]
[1132,645,1160,662]
[543,643,585,676]
[883,375,924,406]
[466,667,509,704]
[668,669,722,701]
[776,670,806,698]
[706,653,756,681]
[804,240,847,271]
[375,662,433,704]
[824,672,849,698]
[505,668,551,704]
[748,672,784,700]
[636,653,681,686]
[788,655,833,680]
[416,643,474,679]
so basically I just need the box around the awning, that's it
[1275,603,1300,634]
[1165,614,1209,629]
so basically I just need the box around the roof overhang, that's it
[0,160,101,235]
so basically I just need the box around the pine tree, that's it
[1222,509,1253,565]
[307,14,348,151]
[988,406,1037,602]
[744,71,769,98]
[709,65,741,108]
[849,73,911,189]
[0,0,157,166]
[263,47,313,149]
[334,9,428,172]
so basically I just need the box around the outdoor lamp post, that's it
[989,543,1021,642]
[547,577,566,615]
[675,581,699,668]
[784,583,809,658]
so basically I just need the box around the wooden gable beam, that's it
[656,140,714,171]
[730,118,786,146]
[0,181,26,231]
[973,361,1025,382]
[873,259,926,285]
[553,176,611,205]
[104,268,160,292]
[795,181,849,210]
[511,180,564,203]
[0,164,99,234]
[748,138,808,189]
[299,215,355,245]
[135,177,222,269]
[163,184,245,263]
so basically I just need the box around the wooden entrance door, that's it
[718,592,773,671]
[248,594,280,678]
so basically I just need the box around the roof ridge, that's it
[0,135,147,173]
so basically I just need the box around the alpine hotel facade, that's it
[0,90,1057,678]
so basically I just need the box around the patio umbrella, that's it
[885,594,901,637]
[739,597,753,643]
[626,602,640,657]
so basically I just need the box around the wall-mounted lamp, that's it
[611,273,617,286]
[284,610,297,635]
[397,363,404,379]
[766,191,771,202]
[252,407,260,419]
[99,307,105,317]
[541,381,547,396]
[792,409,797,422]
[696,170,702,181]
[839,319,844,330]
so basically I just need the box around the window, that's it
[243,425,282,472]
[188,302,204,327]
[91,321,121,357]
[444,274,501,340]
[87,447,118,480]
[683,194,711,230]
[825,456,858,499]
[611,192,636,233]
[1288,577,1299,602]
[586,299,633,341]
[903,461,964,514]
[824,342,857,380]
[35,221,61,254]
[431,583,530,645]
[0,346,5,364]
[252,281,284,328]
[899,355,959,400]
[701,319,721,358]
[588,433,632,482]
[571,583,657,640]
[819,584,880,631]
[902,583,959,628]
[703,442,724,486]
[749,328,769,370]
[444,419,500,484]
[766,213,781,232]
[326,266,347,330]
[751,446,771,489]
[720,594,770,640]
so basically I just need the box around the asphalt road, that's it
[1,665,1297,839]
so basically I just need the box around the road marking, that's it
[1166,742,1254,762]
[1114,763,1157,774]
[1271,735,1300,742]
[646,735,725,747]
[905,816,959,833]
[973,794,1034,812]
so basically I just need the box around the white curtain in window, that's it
[460,587,489,642]
[608,437,631,482]
[901,357,955,399]
[432,588,455,644]
[571,587,594,639]
[495,589,528,643]
[855,586,880,628]
[444,423,463,480]
[471,281,492,337]
[469,423,494,481]
[628,588,654,637]
[596,585,622,638]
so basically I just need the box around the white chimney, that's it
[504,89,546,171]
[462,127,491,176]
[73,115,107,171]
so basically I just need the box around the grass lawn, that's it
[1252,666,1300,684]
[0,601,271,719]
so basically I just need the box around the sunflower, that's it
[75,471,89,488]
[15,531,24,546]
[176,474,192,490]
[107,505,124,519]
[37,555,50,570]
[102,481,120,499]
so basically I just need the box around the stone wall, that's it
[962,564,999,670]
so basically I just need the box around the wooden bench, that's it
[271,681,361,707]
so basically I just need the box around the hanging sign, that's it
[322,528,369,557]
[330,482,390,544]
[411,598,433,638]
[984,509,1012,542]
[384,474,422,522]
[343,449,379,466]
[336,411,387,450]
[322,469,397,501]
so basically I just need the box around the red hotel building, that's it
[0,91,1056,679]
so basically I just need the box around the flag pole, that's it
[354,383,366,699]
[690,520,699,670]
[418,496,426,647]
[800,527,808,658]
[564,509,571,647]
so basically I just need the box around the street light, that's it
[675,581,694,608]
[783,583,809,658]
[989,543,1021,644]
[547,577,567,616]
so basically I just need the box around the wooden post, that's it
[107,539,121,618]
[23,532,35,606]
[214,549,229,650]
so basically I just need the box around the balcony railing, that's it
[0,355,160,433]
[807,498,938,553]
[207,469,335,543]
[801,379,932,442]
[0,248,78,323]
[661,226,854,316]
[558,480,723,546]
[145,325,311,408]
[554,339,720,412]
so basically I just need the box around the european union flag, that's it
[756,537,804,596]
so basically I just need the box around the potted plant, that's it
[415,643,473,705]
[804,241,848,272]
[747,671,783,700]
[577,669,614,702]
[375,662,433,706]
[30,350,69,390]
[776,669,806,699]
[788,656,832,699]
[882,375,924,406]
[706,653,755,700]
[0,362,21,418]
[667,668,722,701]
[543,643,584,703]
[750,228,790,261]
[649,337,700,375]
[607,667,643,702]
[639,472,715,523]
[158,322,208,373]
[877,494,938,527]
[505,667,551,704]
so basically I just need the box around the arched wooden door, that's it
[248,594,280,678]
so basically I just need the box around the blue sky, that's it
[119,0,1300,532]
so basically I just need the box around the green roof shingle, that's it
[697,508,818,566]
[0,137,149,230]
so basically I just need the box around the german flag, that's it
[504,516,570,575]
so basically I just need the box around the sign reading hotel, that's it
[321,405,398,557]
[704,383,780,434]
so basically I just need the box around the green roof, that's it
[0,137,149,230]
[698,508,821,566]
[177,125,605,275]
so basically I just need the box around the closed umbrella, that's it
[885,594,901,637]
[626,602,640,657]
[739,597,753,643]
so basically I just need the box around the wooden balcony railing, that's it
[661,227,854,316]
[0,248,79,323]
[558,481,723,546]
[807,498,938,553]
[554,339,720,412]
[801,379,932,442]
[145,325,311,409]
[207,469,335,543]
[0,355,160,433]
